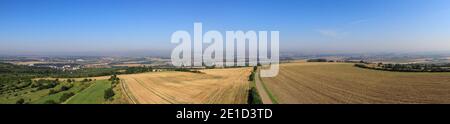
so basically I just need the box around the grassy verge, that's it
[248,80,263,104]
[248,70,263,104]
[257,69,279,104]
[105,80,131,104]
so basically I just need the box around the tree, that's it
[248,72,255,81]
[104,88,115,100]
[109,75,118,81]
[247,87,262,104]
[82,78,89,82]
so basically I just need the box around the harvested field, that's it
[261,62,450,104]
[119,68,252,104]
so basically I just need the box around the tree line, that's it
[355,63,450,72]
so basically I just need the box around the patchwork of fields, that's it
[119,68,252,104]
[261,62,450,103]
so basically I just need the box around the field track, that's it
[254,68,273,104]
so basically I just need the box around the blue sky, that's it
[1,0,450,55]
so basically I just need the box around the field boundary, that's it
[258,73,279,104]
[255,68,278,104]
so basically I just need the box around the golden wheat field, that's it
[119,68,252,104]
[261,62,450,104]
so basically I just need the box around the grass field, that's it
[32,82,91,103]
[119,68,252,104]
[261,62,450,104]
[0,81,92,104]
[66,80,111,104]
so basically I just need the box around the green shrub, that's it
[59,92,75,102]
[104,88,115,100]
[248,87,262,104]
[16,98,25,104]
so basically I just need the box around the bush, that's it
[60,84,73,91]
[247,87,262,104]
[104,88,115,100]
[48,89,59,95]
[248,72,255,81]
[44,100,58,104]
[16,98,25,104]
[33,79,58,90]
[59,92,75,102]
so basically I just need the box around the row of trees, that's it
[0,62,156,80]
[48,84,73,95]
[248,66,262,104]
[355,63,450,72]
[31,79,58,90]
[105,75,119,101]
[306,58,329,62]
[248,66,257,81]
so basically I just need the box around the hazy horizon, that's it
[1,0,450,56]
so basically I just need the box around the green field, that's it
[32,82,91,104]
[65,80,111,104]
[0,79,113,104]
[0,86,49,104]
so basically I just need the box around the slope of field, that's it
[65,80,111,104]
[32,82,91,104]
[261,62,450,104]
[119,68,252,104]
[0,81,92,104]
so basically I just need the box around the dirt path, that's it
[255,68,274,104]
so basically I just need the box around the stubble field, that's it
[119,68,252,104]
[261,62,450,103]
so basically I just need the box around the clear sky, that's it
[1,0,450,56]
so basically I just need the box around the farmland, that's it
[65,80,111,104]
[0,78,115,104]
[261,62,450,104]
[119,68,252,104]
